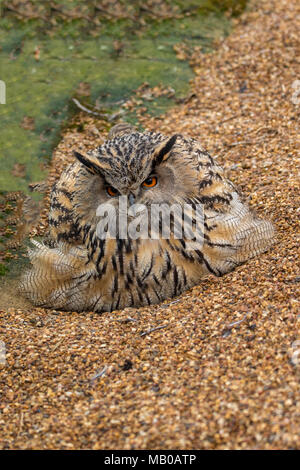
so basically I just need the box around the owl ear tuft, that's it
[153,134,178,167]
[73,151,104,176]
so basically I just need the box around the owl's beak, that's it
[128,193,135,207]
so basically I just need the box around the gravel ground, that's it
[0,0,299,449]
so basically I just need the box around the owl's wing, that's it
[193,145,275,275]
[19,240,95,311]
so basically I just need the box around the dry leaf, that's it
[20,116,35,131]
[11,163,26,178]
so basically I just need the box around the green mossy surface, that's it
[0,0,248,193]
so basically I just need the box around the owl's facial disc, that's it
[74,132,180,206]
[105,175,158,207]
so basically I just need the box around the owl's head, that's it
[73,125,199,212]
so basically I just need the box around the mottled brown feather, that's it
[19,126,275,312]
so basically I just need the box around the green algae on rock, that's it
[0,0,246,192]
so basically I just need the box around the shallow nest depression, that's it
[0,0,299,450]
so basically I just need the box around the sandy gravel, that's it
[0,0,299,449]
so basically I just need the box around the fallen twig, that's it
[219,114,241,124]
[140,323,169,337]
[52,338,65,352]
[222,314,248,337]
[90,366,107,381]
[72,98,107,118]
[114,317,138,323]
[161,299,181,308]
[226,314,248,329]
[72,98,125,122]
[226,135,268,147]
[107,109,127,122]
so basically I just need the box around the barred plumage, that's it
[19,124,275,312]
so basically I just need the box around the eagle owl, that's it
[19,124,275,312]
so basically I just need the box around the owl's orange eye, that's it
[106,186,119,197]
[142,176,157,189]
